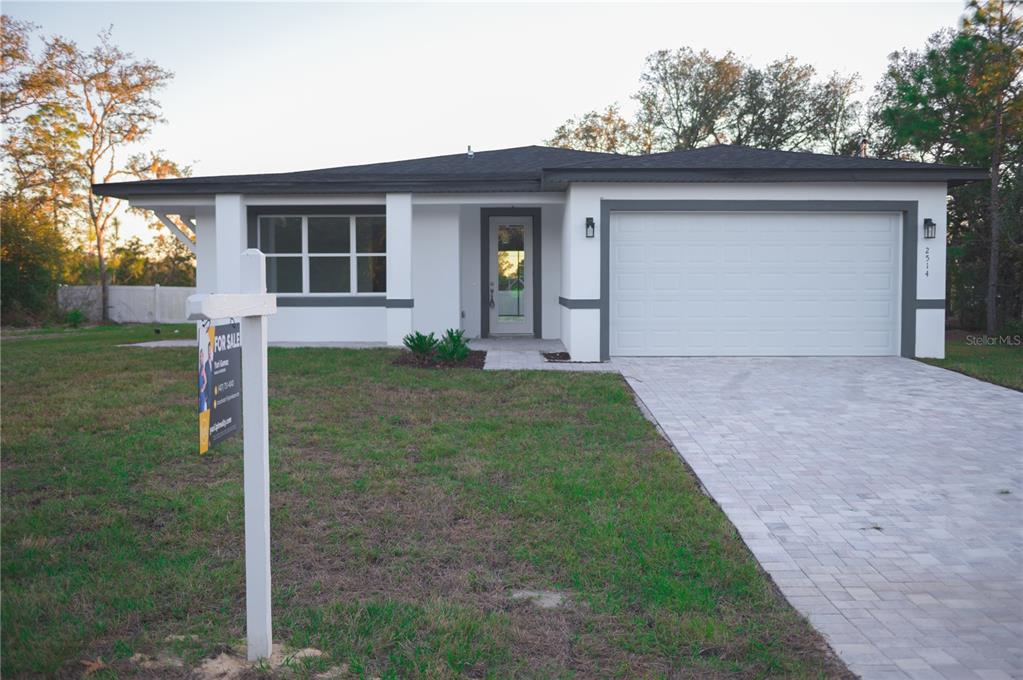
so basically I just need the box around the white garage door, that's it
[609,212,901,356]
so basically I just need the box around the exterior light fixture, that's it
[585,217,595,238]
[923,218,936,239]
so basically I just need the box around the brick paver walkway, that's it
[615,357,1023,680]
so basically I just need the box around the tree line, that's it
[1,16,194,325]
[549,0,1021,335]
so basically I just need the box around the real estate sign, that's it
[198,320,243,454]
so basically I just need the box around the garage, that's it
[609,211,901,356]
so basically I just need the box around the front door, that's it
[489,216,533,335]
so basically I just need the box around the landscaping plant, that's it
[435,328,471,362]
[65,309,85,328]
[402,331,438,359]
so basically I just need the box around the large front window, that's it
[258,215,386,294]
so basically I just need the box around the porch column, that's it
[214,194,246,293]
[194,206,217,294]
[560,186,602,361]
[194,195,247,294]
[386,193,413,346]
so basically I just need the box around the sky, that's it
[6,1,967,241]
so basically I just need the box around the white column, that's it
[215,194,247,293]
[240,250,272,660]
[560,186,602,361]
[194,206,217,294]
[915,193,947,359]
[386,193,413,345]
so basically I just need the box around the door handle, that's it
[489,282,495,309]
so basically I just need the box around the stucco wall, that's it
[458,205,481,338]
[539,204,563,340]
[267,307,387,343]
[412,205,461,336]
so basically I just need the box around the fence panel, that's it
[58,285,196,323]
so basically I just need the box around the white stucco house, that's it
[95,144,984,362]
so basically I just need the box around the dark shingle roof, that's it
[557,145,972,171]
[93,144,986,198]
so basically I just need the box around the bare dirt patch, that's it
[391,350,486,369]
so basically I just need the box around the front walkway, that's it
[615,357,1023,680]
[470,337,616,372]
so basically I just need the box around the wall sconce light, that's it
[923,218,936,239]
[585,217,595,238]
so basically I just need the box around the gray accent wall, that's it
[480,208,542,338]
[598,200,920,361]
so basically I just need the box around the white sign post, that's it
[187,249,277,661]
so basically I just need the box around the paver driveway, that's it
[614,357,1023,680]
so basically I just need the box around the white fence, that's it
[57,285,196,323]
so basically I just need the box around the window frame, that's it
[257,214,386,296]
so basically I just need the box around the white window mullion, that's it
[302,216,310,294]
[350,216,357,294]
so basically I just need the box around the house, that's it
[94,145,985,362]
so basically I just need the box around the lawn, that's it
[1,325,848,678]
[921,331,1023,391]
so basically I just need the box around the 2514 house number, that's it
[925,246,931,278]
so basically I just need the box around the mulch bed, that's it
[542,351,572,362]
[392,350,487,369]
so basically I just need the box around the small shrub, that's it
[65,308,85,328]
[403,331,438,358]
[999,318,1023,337]
[436,328,471,362]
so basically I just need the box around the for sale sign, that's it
[197,320,242,454]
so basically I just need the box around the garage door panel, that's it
[650,245,683,263]
[615,273,646,292]
[616,244,646,264]
[651,273,681,290]
[609,212,900,356]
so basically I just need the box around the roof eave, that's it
[541,168,990,190]
[93,177,545,199]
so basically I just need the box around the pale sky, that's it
[6,1,967,241]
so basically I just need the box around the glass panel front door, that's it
[489,216,532,334]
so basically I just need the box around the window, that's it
[257,214,386,294]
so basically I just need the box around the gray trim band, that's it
[559,297,601,309]
[598,200,919,361]
[480,208,543,338]
[277,296,411,308]
[916,299,946,309]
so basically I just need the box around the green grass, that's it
[921,331,1023,391]
[1,324,847,678]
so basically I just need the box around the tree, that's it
[1,16,58,124]
[147,232,196,287]
[0,194,66,322]
[548,49,864,155]
[877,0,1022,332]
[2,19,185,321]
[728,56,818,149]
[635,48,745,150]
[810,73,864,155]
[548,104,646,154]
[42,29,173,322]
[969,0,1023,333]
